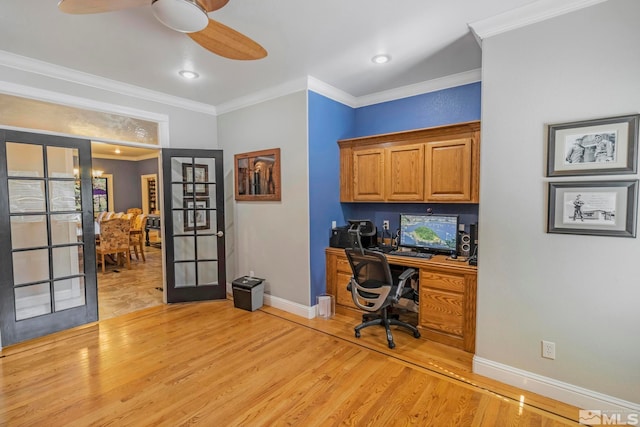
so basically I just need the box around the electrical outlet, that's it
[542,340,556,359]
[383,220,390,230]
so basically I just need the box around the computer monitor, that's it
[398,213,458,254]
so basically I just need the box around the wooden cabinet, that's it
[353,147,385,201]
[418,267,477,352]
[385,143,424,201]
[424,138,472,202]
[325,247,477,352]
[326,248,356,309]
[338,121,480,203]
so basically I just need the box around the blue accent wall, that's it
[307,82,482,305]
[308,91,355,304]
[354,82,481,137]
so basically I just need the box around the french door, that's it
[162,149,226,302]
[0,130,97,346]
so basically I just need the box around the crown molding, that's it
[355,69,481,108]
[307,77,357,108]
[2,48,478,117]
[215,77,310,115]
[0,50,217,115]
[469,0,608,43]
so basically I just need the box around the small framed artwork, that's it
[184,197,210,231]
[182,163,209,196]
[547,114,639,176]
[547,180,638,237]
[234,148,281,201]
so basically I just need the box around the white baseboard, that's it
[226,282,316,319]
[473,356,640,413]
[263,293,316,319]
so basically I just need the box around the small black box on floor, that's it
[232,276,265,311]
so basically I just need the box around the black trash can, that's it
[232,276,265,311]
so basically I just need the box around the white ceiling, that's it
[91,140,159,160]
[0,1,599,110]
[0,0,513,108]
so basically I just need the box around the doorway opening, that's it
[91,141,164,320]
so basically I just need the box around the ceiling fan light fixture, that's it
[372,54,391,64]
[151,0,209,33]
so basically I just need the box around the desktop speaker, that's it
[458,233,471,257]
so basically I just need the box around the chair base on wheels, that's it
[354,308,421,349]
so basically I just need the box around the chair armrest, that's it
[394,268,417,301]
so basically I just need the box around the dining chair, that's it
[96,211,107,223]
[130,213,148,262]
[126,207,142,217]
[96,218,131,273]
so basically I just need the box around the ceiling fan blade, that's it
[58,0,148,14]
[189,19,267,60]
[198,0,229,13]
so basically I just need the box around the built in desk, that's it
[325,247,478,353]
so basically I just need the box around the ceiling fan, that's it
[57,0,267,60]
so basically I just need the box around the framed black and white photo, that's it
[184,198,210,231]
[547,180,638,237]
[182,163,209,196]
[547,114,639,176]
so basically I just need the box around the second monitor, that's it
[398,213,458,255]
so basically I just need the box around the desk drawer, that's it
[421,271,465,293]
[419,289,463,337]
[336,256,351,274]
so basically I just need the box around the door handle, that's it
[216,231,224,237]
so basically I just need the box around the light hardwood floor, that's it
[0,299,581,426]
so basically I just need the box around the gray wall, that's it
[218,91,310,306]
[92,157,159,212]
[477,0,640,405]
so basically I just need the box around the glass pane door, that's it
[162,149,226,302]
[0,130,97,347]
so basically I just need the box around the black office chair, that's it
[345,248,421,349]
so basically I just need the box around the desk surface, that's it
[325,247,477,273]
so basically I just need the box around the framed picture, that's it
[547,114,639,176]
[184,197,210,231]
[234,148,281,201]
[547,180,638,237]
[182,163,209,196]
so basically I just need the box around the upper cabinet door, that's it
[385,143,424,201]
[352,147,385,201]
[425,138,473,202]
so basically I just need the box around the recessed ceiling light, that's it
[372,54,391,64]
[115,148,121,154]
[179,70,199,79]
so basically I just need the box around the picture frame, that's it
[182,163,209,196]
[234,148,281,201]
[547,114,639,176]
[547,180,638,237]
[184,197,210,231]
